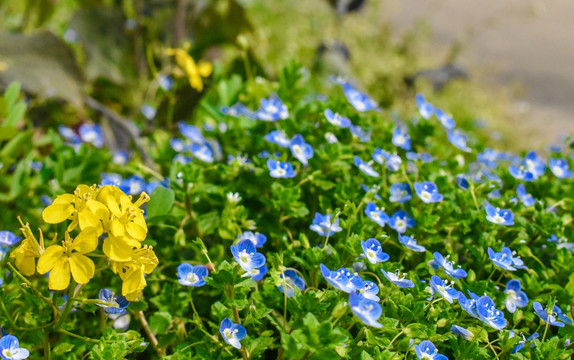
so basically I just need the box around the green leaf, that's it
[149,312,173,335]
[147,186,175,220]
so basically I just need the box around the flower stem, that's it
[136,310,165,357]
[470,185,480,211]
[7,262,58,314]
[44,329,51,360]
[388,329,405,348]
[54,283,76,330]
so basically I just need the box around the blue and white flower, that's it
[414,181,443,203]
[349,124,371,142]
[255,96,289,121]
[140,104,157,120]
[354,156,379,177]
[392,126,411,151]
[190,143,214,163]
[516,184,535,206]
[325,132,338,144]
[372,148,402,172]
[360,184,382,200]
[414,340,448,360]
[220,318,247,349]
[477,295,507,330]
[389,210,415,233]
[0,231,21,247]
[289,135,314,166]
[58,125,81,144]
[415,94,434,120]
[447,129,471,152]
[278,269,306,297]
[178,122,205,144]
[97,289,130,314]
[101,173,123,187]
[231,240,266,272]
[357,281,380,301]
[512,332,539,353]
[389,183,412,203]
[267,159,296,178]
[78,123,104,148]
[380,269,414,288]
[433,252,467,279]
[364,203,389,228]
[324,109,351,128]
[533,302,572,327]
[455,174,469,190]
[221,102,254,118]
[177,263,208,287]
[0,335,30,360]
[239,231,267,248]
[246,265,268,281]
[349,292,383,328]
[361,238,389,264]
[320,264,363,293]
[310,213,343,237]
[458,290,481,319]
[524,151,546,179]
[451,325,473,341]
[549,158,573,179]
[504,279,529,313]
[434,108,455,129]
[429,275,459,303]
[339,82,379,112]
[485,204,514,226]
[112,150,130,165]
[119,175,147,196]
[488,247,527,271]
[508,165,535,182]
[399,235,426,252]
[264,130,292,148]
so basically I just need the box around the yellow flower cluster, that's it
[11,185,158,301]
[165,48,213,92]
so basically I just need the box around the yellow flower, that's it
[37,228,98,290]
[10,220,45,276]
[111,246,158,301]
[42,185,109,235]
[99,186,149,240]
[165,48,212,91]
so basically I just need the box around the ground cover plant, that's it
[1,60,574,360]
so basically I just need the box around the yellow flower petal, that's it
[122,266,145,299]
[86,199,110,221]
[126,222,147,241]
[110,218,125,238]
[11,245,36,276]
[197,60,213,77]
[103,237,140,262]
[48,258,71,290]
[37,245,65,274]
[71,228,98,254]
[42,202,74,224]
[69,253,95,284]
[78,209,103,235]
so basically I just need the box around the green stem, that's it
[470,185,480,211]
[58,329,99,343]
[0,295,17,330]
[44,329,51,360]
[54,284,76,330]
[542,318,551,342]
[7,262,58,314]
[388,329,405,348]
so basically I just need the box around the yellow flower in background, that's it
[165,48,213,92]
[42,185,109,235]
[37,228,98,290]
[111,246,159,301]
[10,222,45,276]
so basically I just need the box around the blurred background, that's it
[0,0,572,150]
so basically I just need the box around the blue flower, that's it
[380,269,414,288]
[477,148,501,168]
[119,175,147,196]
[508,165,535,181]
[178,122,205,144]
[392,126,411,151]
[485,204,514,226]
[488,247,527,271]
[0,231,21,247]
[354,156,379,177]
[360,184,382,200]
[101,173,123,187]
[320,264,363,293]
[310,213,343,237]
[173,154,192,164]
[516,184,535,206]
[267,159,296,178]
[451,325,473,341]
[158,74,173,91]
[434,108,456,129]
[78,123,104,148]
[389,210,415,233]
[547,234,560,243]
[58,125,81,144]
[231,240,266,272]
[458,290,481,319]
[389,183,412,203]
[247,265,268,281]
[414,181,444,203]
[338,81,379,112]
[0,335,30,360]
[112,150,130,165]
[433,252,467,279]
[325,132,338,144]
[447,130,471,152]
[372,148,402,172]
[414,340,448,360]
[504,279,529,313]
[255,96,289,121]
[349,292,383,328]
[524,151,546,179]
[140,104,157,120]
[170,138,186,153]
[361,238,389,264]
[289,135,314,166]
[264,130,291,148]
[415,94,434,120]
[177,263,208,287]
[278,269,306,297]
[399,235,426,252]
[364,203,389,227]
[190,143,214,163]
[221,102,254,118]
[429,275,458,303]
[97,289,130,314]
[324,109,351,128]
[549,158,573,178]
[357,281,380,301]
[220,318,247,349]
[477,295,507,330]
[533,302,572,327]
[455,174,469,190]
[349,124,371,142]
[512,332,539,353]
[239,231,267,248]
